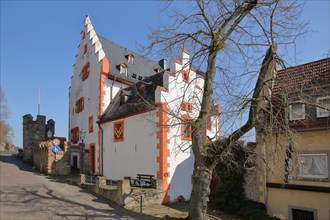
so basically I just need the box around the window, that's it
[88,116,93,133]
[289,206,317,220]
[71,127,79,144]
[82,62,90,81]
[127,54,134,64]
[316,96,330,118]
[83,44,87,54]
[113,120,124,142]
[181,115,192,140]
[119,64,128,76]
[75,97,84,113]
[82,31,85,39]
[297,153,328,179]
[182,70,189,82]
[289,103,305,120]
[181,101,192,112]
[183,120,192,139]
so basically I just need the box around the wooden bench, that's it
[132,174,155,188]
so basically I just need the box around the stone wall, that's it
[78,175,163,208]
[244,168,259,201]
[23,114,57,164]
[33,139,70,175]
[243,142,259,202]
[23,114,46,163]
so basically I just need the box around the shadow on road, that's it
[0,153,35,173]
[1,183,159,219]
[0,152,159,219]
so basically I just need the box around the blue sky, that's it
[1,1,329,147]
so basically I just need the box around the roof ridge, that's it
[278,57,330,73]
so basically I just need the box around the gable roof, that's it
[98,72,164,123]
[273,57,330,95]
[98,35,162,84]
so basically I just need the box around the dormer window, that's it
[154,68,162,73]
[127,54,135,64]
[120,92,128,105]
[118,64,128,76]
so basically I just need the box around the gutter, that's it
[97,121,104,176]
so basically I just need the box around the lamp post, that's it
[79,129,86,174]
[47,129,53,140]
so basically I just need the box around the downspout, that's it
[97,121,104,176]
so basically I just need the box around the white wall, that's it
[69,16,128,175]
[155,49,220,201]
[102,111,159,180]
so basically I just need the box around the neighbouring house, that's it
[256,58,330,219]
[68,15,220,203]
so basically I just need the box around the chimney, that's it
[158,59,167,70]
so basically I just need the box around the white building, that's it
[69,15,220,203]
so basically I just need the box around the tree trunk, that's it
[189,165,213,220]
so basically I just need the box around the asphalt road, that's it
[0,151,156,220]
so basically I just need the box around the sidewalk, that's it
[49,174,227,220]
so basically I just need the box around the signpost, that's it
[52,145,61,153]
[52,138,60,147]
[52,144,61,176]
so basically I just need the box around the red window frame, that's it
[75,97,84,113]
[88,116,93,133]
[182,70,189,82]
[84,43,87,54]
[181,101,192,112]
[181,115,192,140]
[82,62,90,81]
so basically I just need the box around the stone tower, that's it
[22,114,54,163]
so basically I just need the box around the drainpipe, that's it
[97,121,104,176]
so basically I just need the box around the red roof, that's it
[273,57,330,95]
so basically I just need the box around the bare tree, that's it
[146,0,307,219]
[0,88,13,147]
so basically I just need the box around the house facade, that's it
[98,50,220,202]
[68,15,162,174]
[69,15,220,203]
[256,58,330,219]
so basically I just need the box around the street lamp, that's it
[79,129,86,143]
[47,129,53,140]
[79,129,86,174]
